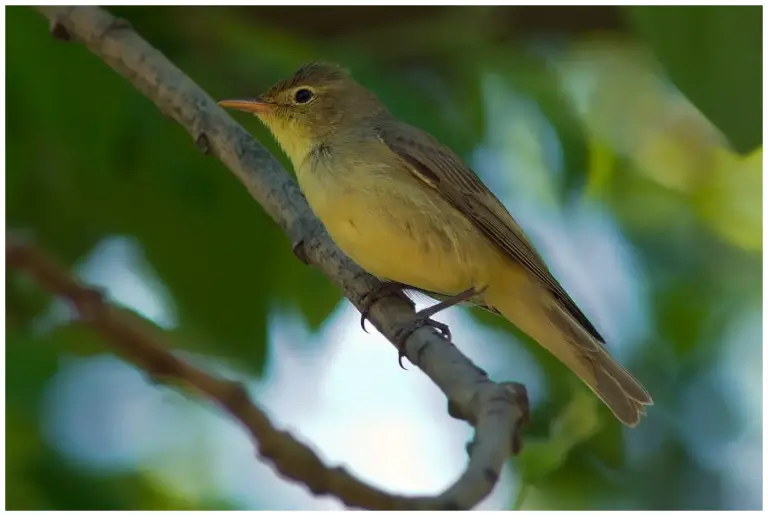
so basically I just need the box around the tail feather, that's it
[590,350,652,426]
[490,286,653,427]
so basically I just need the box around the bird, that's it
[219,62,653,426]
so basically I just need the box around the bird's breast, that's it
[296,155,501,296]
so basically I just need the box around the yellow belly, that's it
[304,169,501,296]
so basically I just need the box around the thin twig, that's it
[31,5,529,510]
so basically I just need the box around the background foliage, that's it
[5,6,762,510]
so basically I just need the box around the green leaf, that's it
[627,6,761,153]
[5,329,61,416]
[46,323,111,358]
[516,386,602,485]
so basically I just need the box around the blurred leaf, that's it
[515,439,565,490]
[554,37,759,256]
[588,414,626,469]
[627,6,761,153]
[693,146,762,252]
[495,48,590,198]
[276,254,343,330]
[516,386,602,487]
[585,140,617,199]
[7,437,237,510]
[47,323,109,358]
[6,330,60,417]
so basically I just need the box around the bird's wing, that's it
[377,120,605,344]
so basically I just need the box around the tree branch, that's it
[32,5,528,510]
[4,236,435,509]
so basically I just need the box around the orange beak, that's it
[217,98,274,114]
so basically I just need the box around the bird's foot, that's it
[393,315,452,369]
[359,282,413,332]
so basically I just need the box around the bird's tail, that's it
[488,285,653,427]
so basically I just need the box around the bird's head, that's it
[219,62,384,164]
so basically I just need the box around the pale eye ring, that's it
[294,88,314,104]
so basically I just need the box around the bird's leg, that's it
[359,281,414,332]
[394,286,480,369]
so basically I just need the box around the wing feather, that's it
[377,120,605,344]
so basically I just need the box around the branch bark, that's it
[31,5,528,510]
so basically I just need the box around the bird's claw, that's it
[394,317,452,370]
[360,304,373,334]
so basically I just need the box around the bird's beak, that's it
[218,98,274,114]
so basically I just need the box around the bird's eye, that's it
[294,88,314,104]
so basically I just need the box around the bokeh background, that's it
[5,5,762,510]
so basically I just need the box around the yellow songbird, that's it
[219,62,652,426]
